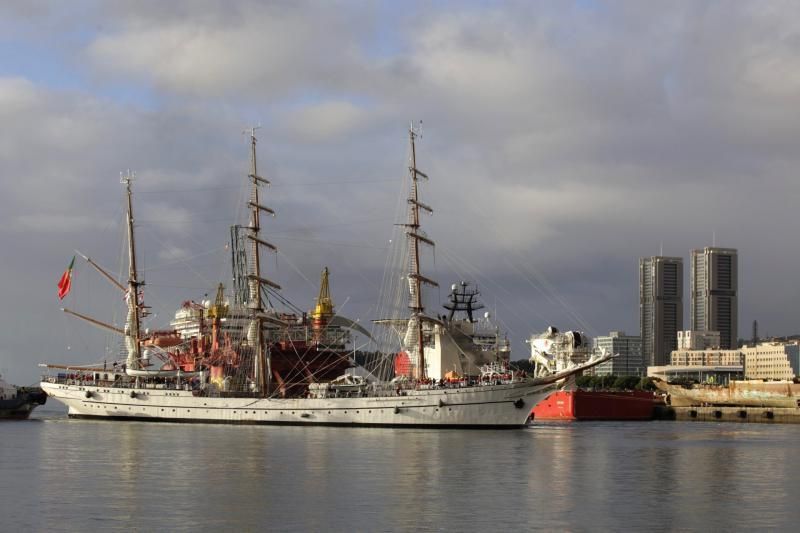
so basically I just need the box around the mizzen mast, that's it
[122,171,142,371]
[406,122,437,379]
[244,127,280,394]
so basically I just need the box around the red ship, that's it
[530,389,658,421]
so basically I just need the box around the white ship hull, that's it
[41,380,553,428]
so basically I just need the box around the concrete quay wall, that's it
[657,405,800,423]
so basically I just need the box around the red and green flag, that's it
[57,256,75,300]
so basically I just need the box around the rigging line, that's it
[266,298,371,397]
[432,242,526,328]
[137,185,241,194]
[370,189,410,341]
[265,286,304,315]
[368,147,418,361]
[505,248,597,335]
[268,217,394,235]
[274,248,314,288]
[142,246,228,271]
[433,245,544,339]
[273,236,389,251]
[136,178,398,195]
[226,173,252,291]
[145,283,226,290]
[138,226,216,313]
[138,216,237,225]
[434,182,595,334]
[274,178,398,187]
[140,203,229,269]
[504,256,596,337]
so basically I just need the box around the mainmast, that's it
[122,172,142,371]
[406,123,437,379]
[244,127,280,394]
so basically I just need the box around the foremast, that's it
[244,128,280,394]
[405,123,438,379]
[122,172,142,371]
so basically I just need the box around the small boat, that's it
[0,373,47,419]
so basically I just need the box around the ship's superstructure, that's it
[40,125,613,428]
[529,326,597,376]
[394,282,511,380]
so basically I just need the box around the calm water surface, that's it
[2,407,799,531]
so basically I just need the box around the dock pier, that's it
[656,405,800,423]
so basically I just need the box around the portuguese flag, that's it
[57,256,75,300]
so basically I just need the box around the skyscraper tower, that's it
[691,247,738,349]
[640,256,683,367]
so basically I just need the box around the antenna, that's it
[410,120,423,139]
[243,123,262,139]
[659,241,663,256]
[712,230,716,247]
[120,169,135,184]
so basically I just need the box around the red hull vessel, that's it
[531,390,657,421]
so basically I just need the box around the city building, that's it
[677,330,721,350]
[690,247,738,349]
[593,331,643,376]
[647,364,743,384]
[742,343,798,380]
[670,349,743,367]
[652,341,798,382]
[640,256,683,367]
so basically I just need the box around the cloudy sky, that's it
[2,0,800,382]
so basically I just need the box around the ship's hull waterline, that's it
[41,380,553,428]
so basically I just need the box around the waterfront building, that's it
[690,247,738,349]
[677,330,721,350]
[788,342,800,376]
[670,349,743,367]
[742,343,798,380]
[593,331,643,376]
[647,364,743,384]
[656,342,797,381]
[640,256,683,367]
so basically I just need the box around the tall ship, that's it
[0,374,47,419]
[40,125,612,428]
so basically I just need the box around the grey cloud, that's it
[3,2,800,382]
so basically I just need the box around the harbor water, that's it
[2,407,799,531]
